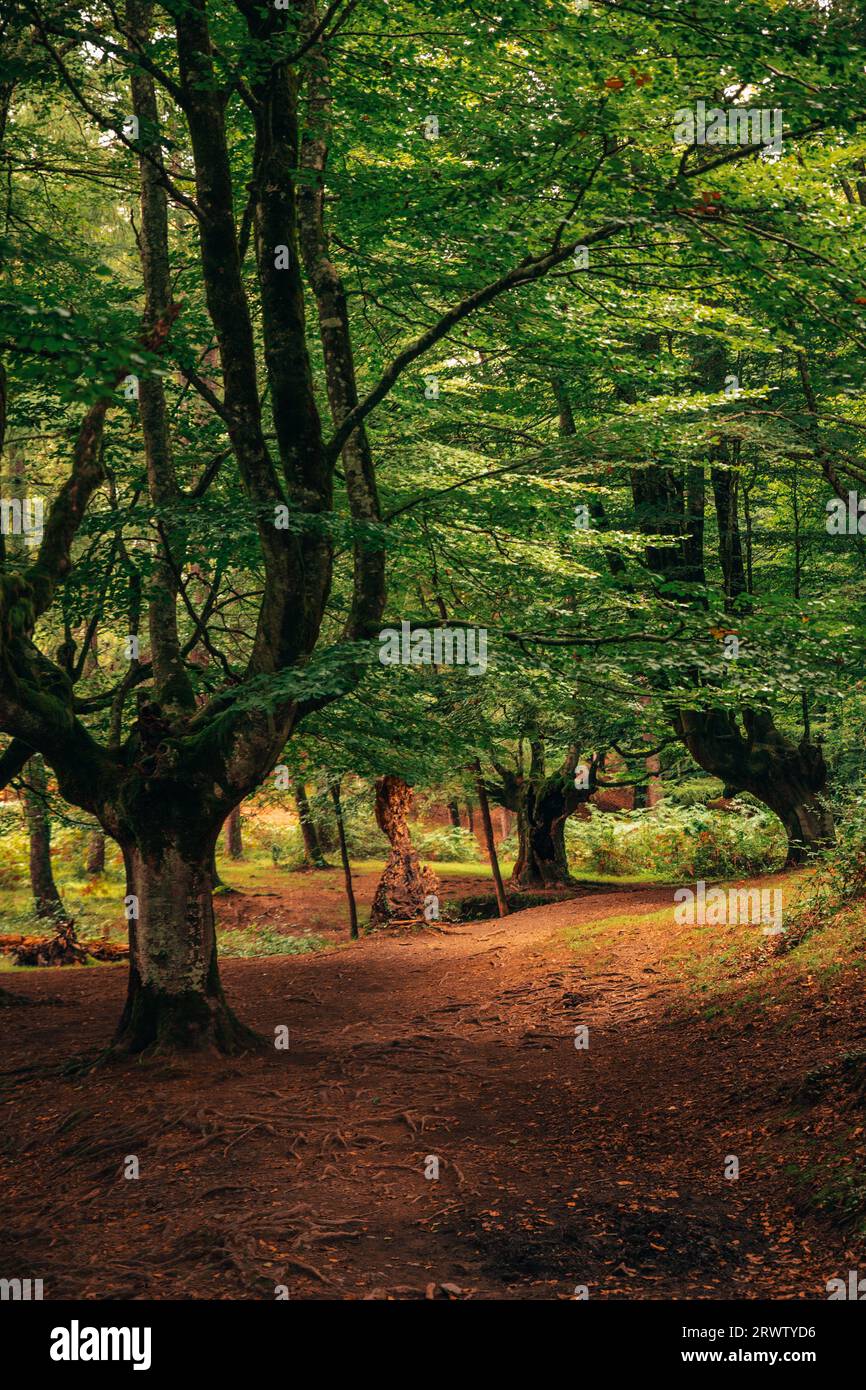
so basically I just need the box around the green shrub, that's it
[0,820,28,889]
[413,825,481,862]
[785,795,866,939]
[221,926,329,957]
[497,830,519,861]
[341,815,388,859]
[565,802,784,880]
[661,777,726,808]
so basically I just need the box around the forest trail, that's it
[1,879,862,1300]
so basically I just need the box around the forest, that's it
[1,0,866,1328]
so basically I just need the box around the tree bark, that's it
[447,799,461,828]
[369,775,439,927]
[85,828,106,876]
[472,760,508,916]
[21,756,67,920]
[114,841,256,1054]
[330,779,358,939]
[225,805,243,860]
[294,782,329,868]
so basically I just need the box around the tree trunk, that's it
[472,760,508,916]
[85,829,106,876]
[369,775,439,927]
[509,756,598,889]
[511,784,574,889]
[114,842,257,1054]
[447,799,461,828]
[331,780,358,939]
[21,756,67,920]
[771,790,834,864]
[294,782,329,868]
[210,847,226,890]
[225,805,243,860]
[492,742,597,890]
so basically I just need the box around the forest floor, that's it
[1,867,865,1300]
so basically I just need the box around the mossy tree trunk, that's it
[106,752,263,1055]
[21,755,67,921]
[488,741,598,890]
[294,782,329,868]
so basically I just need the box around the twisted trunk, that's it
[499,743,597,889]
[369,775,439,927]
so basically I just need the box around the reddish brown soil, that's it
[1,880,863,1300]
[212,866,508,940]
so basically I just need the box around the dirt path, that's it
[1,883,862,1299]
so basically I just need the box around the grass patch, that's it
[564,904,675,962]
[220,926,331,958]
